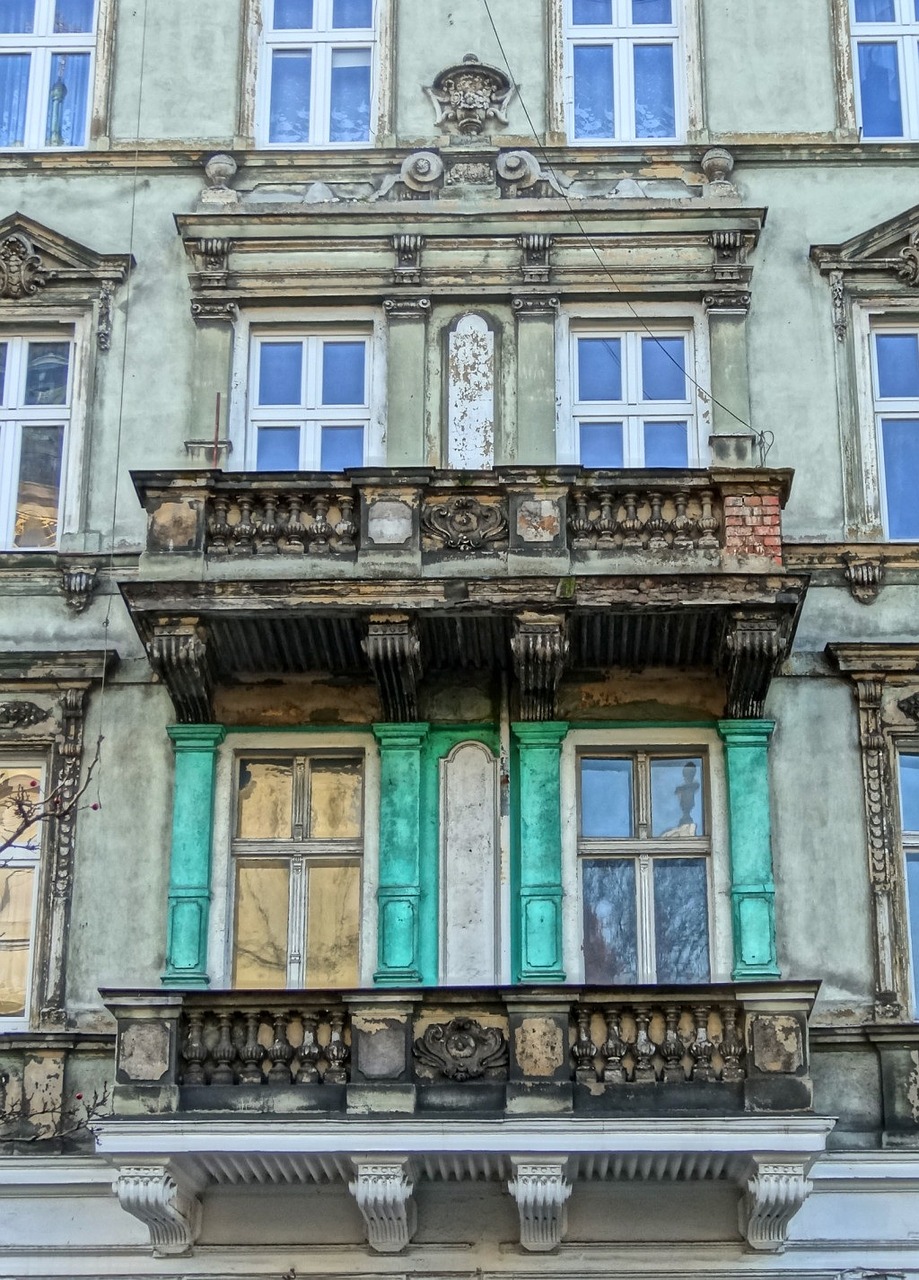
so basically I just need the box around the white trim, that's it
[0,0,98,152]
[850,0,919,140]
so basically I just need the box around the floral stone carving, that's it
[0,231,47,299]
[898,229,919,287]
[421,496,508,552]
[426,54,514,135]
[413,1016,508,1080]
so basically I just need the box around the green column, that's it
[513,722,567,982]
[718,719,781,979]
[162,724,226,988]
[374,723,430,985]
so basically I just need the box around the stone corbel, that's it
[383,296,431,320]
[146,620,215,724]
[844,555,885,604]
[517,233,553,283]
[703,290,751,313]
[719,611,789,719]
[60,564,98,613]
[114,1164,203,1256]
[190,299,239,324]
[508,1157,572,1252]
[362,613,423,722]
[511,612,569,721]
[348,1158,416,1253]
[392,234,424,284]
[738,1159,812,1253]
[192,237,230,287]
[511,294,559,317]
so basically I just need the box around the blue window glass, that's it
[644,421,688,467]
[320,424,364,470]
[901,756,919,831]
[653,859,710,984]
[881,418,919,538]
[256,427,301,470]
[580,421,624,467]
[908,852,919,1010]
[634,43,675,137]
[876,333,919,398]
[259,342,303,405]
[916,0,919,19]
[53,0,94,32]
[269,49,311,144]
[578,336,622,400]
[0,2,34,33]
[641,335,686,400]
[572,0,612,23]
[25,342,69,406]
[0,342,6,401]
[0,54,30,146]
[858,42,903,136]
[322,341,365,405]
[45,51,90,146]
[332,0,372,27]
[580,758,633,838]
[573,44,614,138]
[582,859,638,984]
[650,757,704,837]
[329,47,371,142]
[633,0,671,22]
[273,0,313,27]
[854,0,896,19]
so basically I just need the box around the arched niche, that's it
[439,739,499,984]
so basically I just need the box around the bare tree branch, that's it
[0,736,103,861]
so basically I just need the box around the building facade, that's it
[1,0,919,1274]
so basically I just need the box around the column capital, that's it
[512,721,568,747]
[167,723,226,751]
[373,722,430,750]
[717,718,775,747]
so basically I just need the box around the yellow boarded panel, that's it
[309,760,362,839]
[0,867,34,1016]
[233,861,289,988]
[305,862,360,987]
[237,759,293,840]
[0,766,42,847]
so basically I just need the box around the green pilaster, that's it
[162,724,226,988]
[718,719,781,979]
[373,723,430,985]
[512,721,567,982]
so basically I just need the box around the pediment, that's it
[0,211,133,302]
[810,204,919,285]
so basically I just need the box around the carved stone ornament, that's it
[97,279,116,350]
[195,237,230,286]
[362,613,422,722]
[201,152,238,208]
[497,149,542,191]
[738,1160,812,1253]
[413,1016,508,1080]
[392,233,423,283]
[511,612,569,722]
[897,229,919,287]
[190,299,238,324]
[703,291,751,312]
[720,612,790,719]
[517,232,553,283]
[898,692,919,722]
[511,294,559,316]
[383,295,431,319]
[421,495,508,552]
[830,270,847,341]
[844,556,884,605]
[373,150,445,202]
[348,1158,416,1253]
[701,146,736,194]
[426,53,515,135]
[60,564,98,613]
[114,1166,202,1257]
[147,622,215,723]
[508,1158,572,1252]
[0,231,47,299]
[0,700,51,730]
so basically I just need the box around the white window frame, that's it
[556,306,711,467]
[560,726,731,985]
[0,0,98,152]
[255,0,378,149]
[850,0,919,140]
[0,758,45,1030]
[868,319,919,539]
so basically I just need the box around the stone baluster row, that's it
[568,488,721,552]
[570,1003,745,1084]
[208,492,358,555]
[180,1007,351,1086]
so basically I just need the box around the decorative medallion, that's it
[0,701,51,730]
[898,230,919,288]
[413,1017,508,1080]
[426,54,515,136]
[0,231,47,299]
[421,495,508,552]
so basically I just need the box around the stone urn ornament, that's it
[426,53,515,136]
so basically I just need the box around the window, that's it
[0,761,43,1023]
[568,326,699,467]
[248,331,371,471]
[577,750,710,984]
[231,752,364,988]
[851,0,919,139]
[0,0,96,150]
[870,325,919,539]
[899,754,919,1011]
[0,334,71,549]
[258,0,375,147]
[565,0,682,143]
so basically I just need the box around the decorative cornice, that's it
[508,1157,572,1252]
[348,1158,416,1253]
[114,1165,202,1257]
[738,1159,812,1253]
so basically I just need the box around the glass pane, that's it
[332,0,372,27]
[876,332,919,398]
[0,867,34,1017]
[573,44,614,138]
[0,54,31,147]
[650,756,704,836]
[0,1,34,32]
[580,421,624,467]
[0,765,42,846]
[329,47,371,142]
[653,858,710,984]
[14,424,63,548]
[644,420,688,467]
[259,341,302,405]
[269,49,311,144]
[858,42,903,136]
[237,759,293,840]
[580,757,633,837]
[54,0,94,32]
[882,418,919,538]
[641,335,686,400]
[908,852,919,1011]
[901,755,919,831]
[256,426,300,470]
[634,43,676,137]
[582,859,638,983]
[233,861,289,988]
[572,0,612,22]
[633,0,671,22]
[45,51,90,146]
[854,0,896,18]
[305,862,360,985]
[25,341,69,405]
[578,336,622,400]
[322,340,365,404]
[0,341,7,401]
[308,759,362,838]
[273,0,313,28]
[320,424,363,470]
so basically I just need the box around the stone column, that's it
[513,297,557,465]
[162,724,226,988]
[513,722,567,982]
[718,719,780,979]
[373,723,430,985]
[706,297,754,466]
[383,299,429,465]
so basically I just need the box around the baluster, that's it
[238,1011,265,1085]
[284,493,305,554]
[568,489,594,549]
[210,1010,236,1085]
[571,1005,598,1082]
[719,1004,745,1083]
[267,1012,294,1085]
[256,491,280,554]
[596,490,617,547]
[660,1004,686,1084]
[671,489,694,551]
[698,488,720,550]
[181,1010,207,1086]
[324,1009,350,1084]
[632,1005,657,1083]
[689,1005,715,1082]
[620,492,643,550]
[309,494,332,555]
[646,490,667,551]
[233,494,256,554]
[335,493,357,552]
[208,494,231,554]
[296,1013,321,1084]
[600,1006,627,1083]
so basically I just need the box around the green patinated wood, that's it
[373,722,429,985]
[718,718,781,979]
[162,724,226,988]
[512,721,568,982]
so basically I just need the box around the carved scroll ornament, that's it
[0,231,47,299]
[413,1016,508,1080]
[0,700,51,730]
[426,54,514,135]
[421,495,507,552]
[897,230,919,288]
